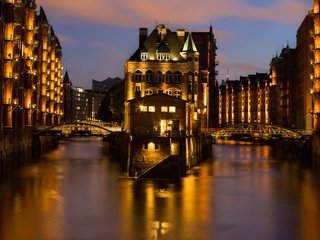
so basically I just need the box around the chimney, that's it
[177,28,185,43]
[139,28,148,47]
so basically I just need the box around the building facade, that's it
[0,0,63,174]
[0,0,63,130]
[217,73,272,125]
[124,24,217,134]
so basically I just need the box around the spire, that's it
[182,31,198,53]
[63,70,71,84]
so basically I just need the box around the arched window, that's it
[146,70,153,83]
[166,71,173,84]
[134,70,142,82]
[156,71,163,83]
[174,71,182,84]
[145,89,153,96]
[165,90,172,96]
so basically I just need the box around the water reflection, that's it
[0,137,319,240]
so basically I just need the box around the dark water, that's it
[0,137,320,240]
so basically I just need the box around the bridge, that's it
[202,123,312,140]
[34,121,121,137]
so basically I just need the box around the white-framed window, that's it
[161,106,168,112]
[148,106,156,112]
[141,52,148,61]
[173,90,181,98]
[169,106,176,113]
[165,90,172,96]
[156,53,170,61]
[145,89,153,96]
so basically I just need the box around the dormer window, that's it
[156,53,170,61]
[141,52,148,61]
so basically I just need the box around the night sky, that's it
[37,0,311,88]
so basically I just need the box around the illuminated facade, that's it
[0,0,63,130]
[124,24,217,134]
[269,46,297,128]
[311,0,320,132]
[217,73,272,125]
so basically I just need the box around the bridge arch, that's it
[205,123,304,140]
[34,122,119,136]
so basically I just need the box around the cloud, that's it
[37,0,310,28]
[57,34,78,45]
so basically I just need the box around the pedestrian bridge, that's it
[202,123,311,140]
[34,121,121,137]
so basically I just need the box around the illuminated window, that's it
[145,89,153,96]
[169,106,176,113]
[161,106,168,112]
[76,106,81,110]
[141,52,148,61]
[165,90,172,96]
[148,106,155,112]
[140,105,147,112]
[173,90,181,98]
[156,53,170,61]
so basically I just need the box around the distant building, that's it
[92,77,123,93]
[85,89,105,119]
[63,71,74,123]
[124,24,217,135]
[73,87,89,121]
[217,73,272,125]
[269,46,297,128]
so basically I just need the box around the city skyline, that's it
[37,0,311,88]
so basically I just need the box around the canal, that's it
[0,137,319,240]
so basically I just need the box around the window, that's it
[156,71,163,83]
[165,90,172,96]
[174,71,182,83]
[148,106,155,112]
[166,71,173,84]
[169,106,176,113]
[134,70,142,82]
[145,89,153,96]
[146,71,153,83]
[173,90,181,98]
[141,52,148,61]
[156,53,170,61]
[161,106,168,112]
[135,85,141,91]
[140,105,147,112]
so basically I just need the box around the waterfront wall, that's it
[271,138,312,164]
[0,130,58,177]
[110,132,212,178]
[312,134,320,168]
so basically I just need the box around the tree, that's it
[97,94,113,122]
